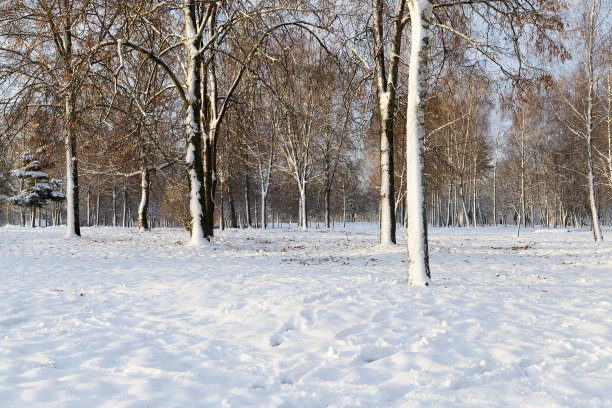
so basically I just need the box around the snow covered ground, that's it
[1,223,611,407]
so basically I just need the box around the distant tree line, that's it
[0,0,609,284]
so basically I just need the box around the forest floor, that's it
[1,223,611,407]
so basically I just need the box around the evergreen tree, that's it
[6,153,65,226]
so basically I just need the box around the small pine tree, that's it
[6,153,65,226]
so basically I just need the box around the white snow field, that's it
[1,224,611,407]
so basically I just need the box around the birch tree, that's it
[371,0,410,245]
[404,0,567,284]
[551,0,610,241]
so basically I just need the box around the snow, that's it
[1,224,611,407]
[10,170,48,179]
[24,161,42,171]
[6,192,40,206]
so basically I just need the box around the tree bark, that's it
[95,183,101,227]
[406,0,433,285]
[123,185,128,228]
[87,185,91,227]
[299,183,308,231]
[184,0,207,245]
[325,186,331,229]
[138,167,150,231]
[112,185,117,227]
[245,172,251,227]
[64,89,80,237]
[372,0,406,245]
[586,0,603,241]
[228,185,237,228]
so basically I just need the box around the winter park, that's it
[1,0,612,407]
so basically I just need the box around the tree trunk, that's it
[123,185,128,228]
[299,183,308,231]
[261,187,267,229]
[459,183,469,227]
[406,0,433,285]
[245,173,251,227]
[112,185,117,227]
[372,0,405,246]
[220,180,225,230]
[342,181,347,228]
[228,185,237,228]
[254,197,258,228]
[297,191,302,228]
[203,132,215,237]
[586,0,603,241]
[472,157,477,227]
[325,187,331,229]
[87,186,91,227]
[64,90,80,237]
[184,2,207,245]
[446,180,452,227]
[607,70,611,188]
[96,184,101,227]
[493,132,499,227]
[138,167,150,231]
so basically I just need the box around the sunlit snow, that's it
[1,224,611,407]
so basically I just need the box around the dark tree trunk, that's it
[228,185,237,228]
[324,187,331,228]
[245,173,251,227]
[112,185,117,227]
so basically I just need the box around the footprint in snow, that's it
[300,309,316,325]
[356,345,398,364]
[371,309,392,323]
[270,333,286,347]
[335,324,368,339]
[421,309,442,317]
[279,361,320,384]
[270,316,305,347]
[1,317,23,327]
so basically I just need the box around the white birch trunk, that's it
[299,183,307,231]
[493,127,500,227]
[261,187,267,229]
[586,0,603,241]
[406,0,432,285]
[138,168,150,231]
[259,161,271,229]
[87,186,91,227]
[64,94,80,238]
[95,185,100,227]
[379,121,395,244]
[608,70,612,188]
